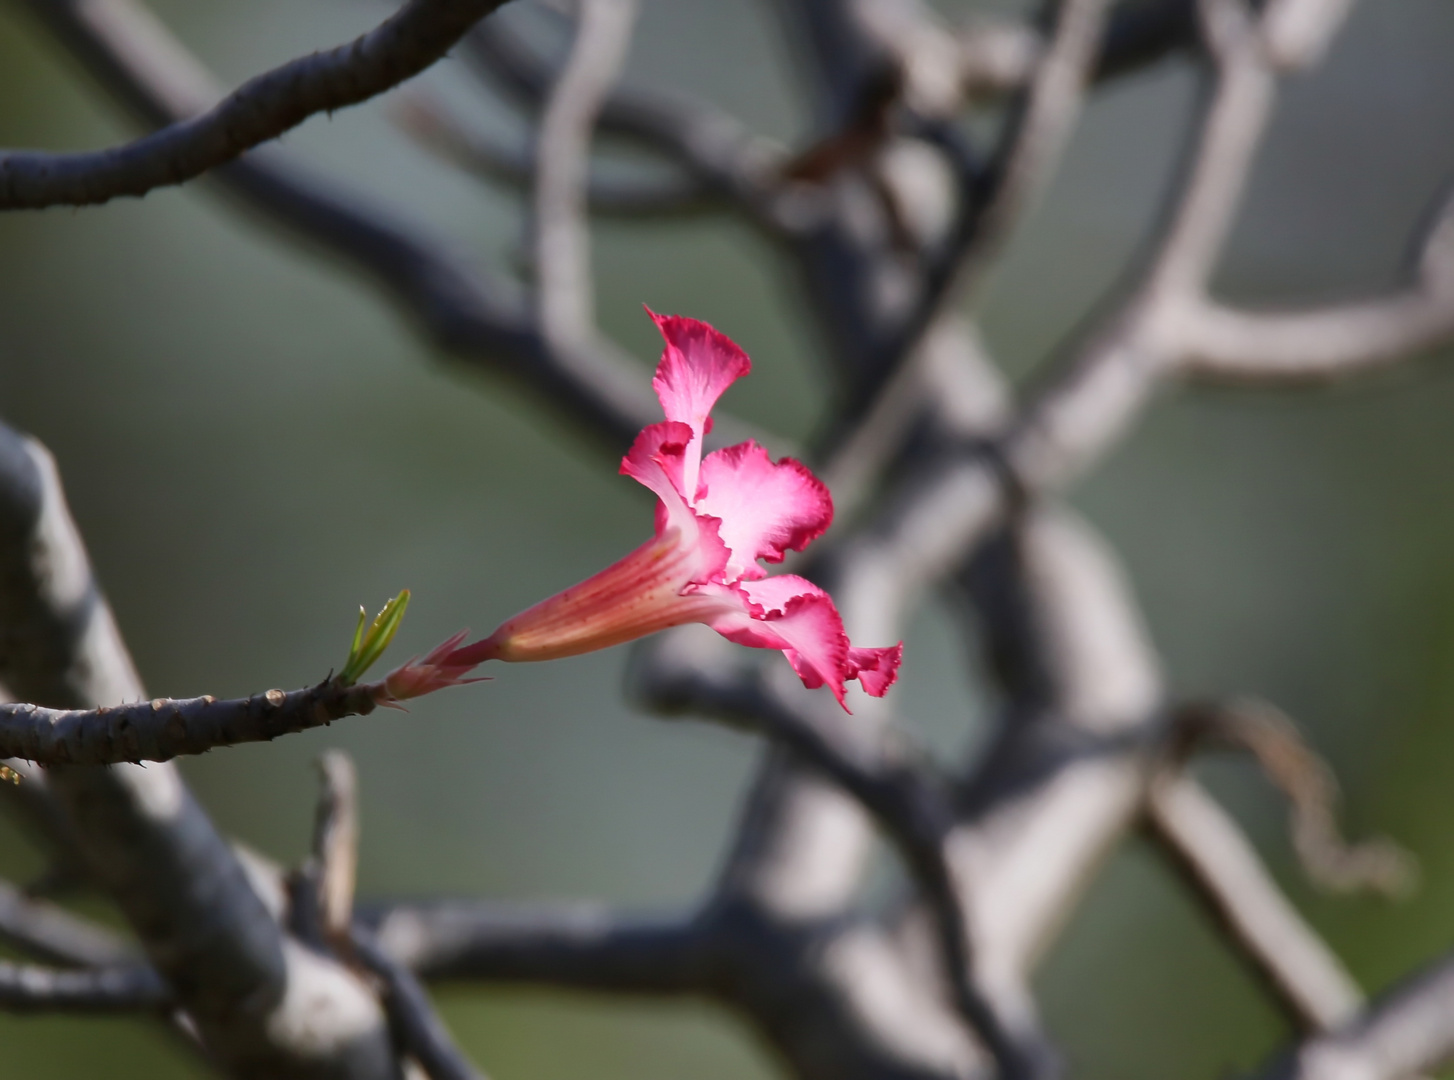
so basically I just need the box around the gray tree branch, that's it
[0,959,170,1013]
[21,0,665,452]
[0,0,511,209]
[366,901,711,994]
[0,877,135,966]
[463,15,784,208]
[1262,951,1454,1080]
[395,94,712,217]
[352,930,489,1080]
[0,419,398,1078]
[0,680,388,767]
[1180,190,1454,381]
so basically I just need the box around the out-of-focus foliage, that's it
[0,1,1453,1077]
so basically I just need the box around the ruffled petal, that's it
[707,575,903,708]
[710,575,852,707]
[847,644,903,697]
[697,441,833,582]
[620,420,695,537]
[647,308,751,498]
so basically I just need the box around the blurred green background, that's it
[2,0,1454,1076]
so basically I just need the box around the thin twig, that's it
[395,94,712,216]
[0,879,136,967]
[24,0,666,450]
[1147,776,1365,1031]
[0,679,383,766]
[533,0,640,346]
[464,15,783,207]
[1169,700,1417,897]
[0,960,170,1013]
[2,0,510,209]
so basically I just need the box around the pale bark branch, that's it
[533,0,639,346]
[312,750,361,948]
[1180,191,1454,381]
[1147,777,1365,1032]
[1182,291,1454,382]
[1,0,510,209]
[963,0,1116,290]
[464,15,784,206]
[1262,951,1454,1080]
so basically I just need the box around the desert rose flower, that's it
[453,310,901,709]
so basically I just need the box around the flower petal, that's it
[620,420,692,504]
[697,441,833,582]
[647,308,751,498]
[620,420,696,536]
[711,575,853,707]
[847,644,903,697]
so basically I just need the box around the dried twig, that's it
[1168,700,1417,898]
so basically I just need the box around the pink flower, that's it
[460,310,901,709]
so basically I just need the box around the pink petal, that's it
[646,309,751,498]
[847,644,903,697]
[708,575,903,709]
[619,419,732,583]
[711,575,853,707]
[697,441,833,582]
[620,421,693,511]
